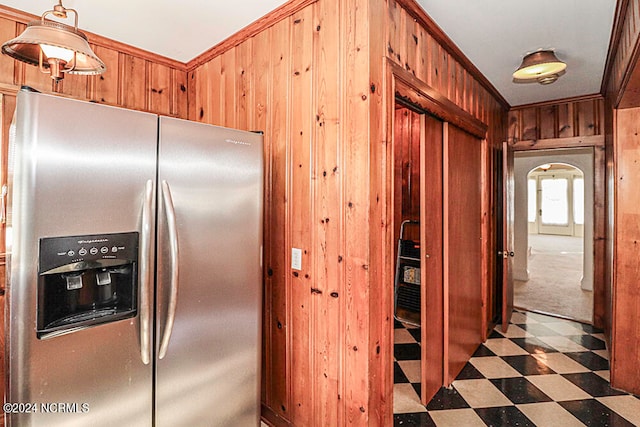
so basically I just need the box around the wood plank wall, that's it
[602,0,640,107]
[0,0,508,425]
[394,107,421,243]
[508,96,605,144]
[611,107,640,395]
[191,0,507,423]
[386,0,507,147]
[602,0,640,397]
[385,0,507,383]
[601,0,640,397]
[189,0,379,424]
[0,8,188,117]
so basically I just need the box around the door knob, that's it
[509,251,515,257]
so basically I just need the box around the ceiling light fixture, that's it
[513,50,566,85]
[1,1,105,81]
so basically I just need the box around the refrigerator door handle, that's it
[139,179,154,365]
[159,180,179,359]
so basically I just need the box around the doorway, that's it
[513,149,594,323]
[392,104,443,414]
[392,105,424,414]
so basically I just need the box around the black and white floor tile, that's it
[393,310,640,426]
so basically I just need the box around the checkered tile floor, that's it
[393,309,640,426]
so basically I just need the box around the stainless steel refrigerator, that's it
[5,89,263,426]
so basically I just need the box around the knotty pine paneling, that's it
[367,0,390,421]
[385,0,507,124]
[394,107,421,243]
[558,102,574,138]
[190,0,381,424]
[384,0,506,399]
[0,17,14,81]
[149,63,171,116]
[312,0,344,423]
[341,0,372,423]
[120,54,148,111]
[0,6,187,118]
[539,105,556,140]
[509,96,604,143]
[235,40,254,131]
[92,45,120,105]
[603,0,640,105]
[611,107,640,395]
[264,17,291,420]
[289,8,314,425]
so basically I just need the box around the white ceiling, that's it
[2,0,617,107]
[420,0,617,106]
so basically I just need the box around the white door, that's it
[538,174,573,235]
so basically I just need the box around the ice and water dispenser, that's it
[37,232,139,338]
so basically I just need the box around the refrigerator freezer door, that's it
[6,91,157,427]
[155,117,263,427]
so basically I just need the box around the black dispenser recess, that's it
[37,232,139,339]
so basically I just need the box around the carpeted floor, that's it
[514,234,592,324]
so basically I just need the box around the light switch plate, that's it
[291,247,302,271]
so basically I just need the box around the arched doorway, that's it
[513,149,594,323]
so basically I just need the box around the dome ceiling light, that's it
[513,50,566,85]
[1,0,105,81]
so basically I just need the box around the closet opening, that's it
[392,98,444,413]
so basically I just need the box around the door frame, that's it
[508,139,606,327]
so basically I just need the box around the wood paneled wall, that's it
[508,96,604,143]
[0,0,509,424]
[384,0,507,386]
[612,107,640,395]
[394,107,421,242]
[190,0,381,424]
[602,0,640,107]
[386,0,508,144]
[191,0,506,424]
[602,0,640,397]
[0,8,188,117]
[603,0,640,384]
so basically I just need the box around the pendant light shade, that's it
[1,1,105,81]
[513,50,566,85]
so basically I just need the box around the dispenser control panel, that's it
[39,232,138,274]
[37,231,139,339]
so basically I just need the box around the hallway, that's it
[393,310,640,426]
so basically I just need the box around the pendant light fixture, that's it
[1,1,105,81]
[513,50,566,85]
